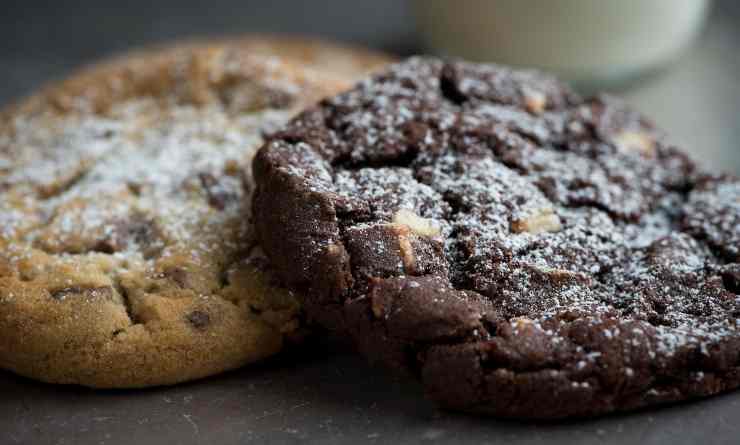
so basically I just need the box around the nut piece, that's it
[612,131,655,156]
[186,310,211,330]
[522,88,547,114]
[512,317,535,331]
[389,224,418,272]
[541,267,591,286]
[371,297,385,318]
[511,208,562,234]
[188,48,226,104]
[392,209,441,237]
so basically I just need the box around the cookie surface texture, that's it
[254,57,740,418]
[0,36,391,388]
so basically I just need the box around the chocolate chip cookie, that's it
[0,37,391,388]
[253,57,740,418]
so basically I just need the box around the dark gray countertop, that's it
[3,350,740,445]
[2,1,740,444]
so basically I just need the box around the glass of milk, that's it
[413,0,711,91]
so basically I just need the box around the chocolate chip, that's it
[198,172,218,189]
[162,267,189,289]
[92,216,161,257]
[126,181,142,196]
[51,286,114,301]
[402,121,429,147]
[186,310,210,330]
[198,172,237,210]
[439,63,467,105]
[722,265,740,294]
[51,287,79,300]
[125,218,159,245]
[261,88,295,109]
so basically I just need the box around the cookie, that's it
[253,57,740,418]
[0,36,391,388]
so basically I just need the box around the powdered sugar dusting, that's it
[264,56,740,368]
[0,53,331,277]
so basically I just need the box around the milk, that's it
[413,0,711,90]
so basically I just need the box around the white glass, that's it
[413,0,711,91]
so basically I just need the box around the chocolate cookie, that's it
[0,37,391,388]
[253,57,740,418]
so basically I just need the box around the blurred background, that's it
[1,0,738,173]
